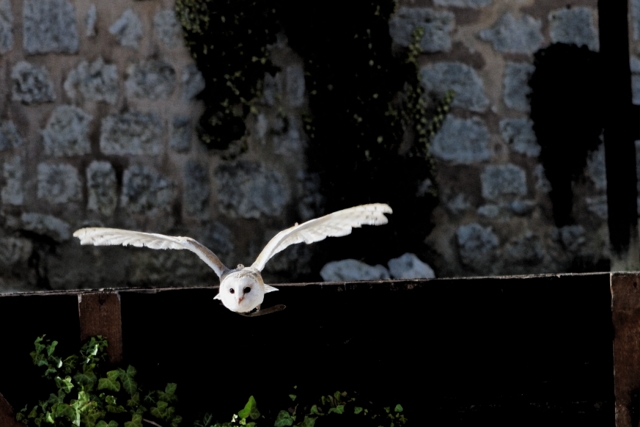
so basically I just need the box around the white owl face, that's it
[214,268,265,313]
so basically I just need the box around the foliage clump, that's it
[175,0,452,264]
[194,390,407,427]
[175,0,279,149]
[16,335,182,427]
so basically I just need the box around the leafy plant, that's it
[16,335,182,427]
[194,388,407,427]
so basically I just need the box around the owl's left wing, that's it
[251,203,392,272]
[73,228,230,278]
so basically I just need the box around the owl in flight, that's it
[74,204,392,316]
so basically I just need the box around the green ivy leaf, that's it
[289,394,297,402]
[237,395,259,420]
[124,413,143,427]
[394,404,403,413]
[55,376,74,393]
[96,421,119,427]
[274,410,293,427]
[47,341,58,356]
[157,383,178,403]
[299,416,316,427]
[171,415,183,427]
[310,405,321,416]
[354,407,363,415]
[328,405,344,415]
[98,371,121,392]
[118,367,138,395]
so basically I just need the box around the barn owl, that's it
[73,204,392,315]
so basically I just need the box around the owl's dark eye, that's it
[229,288,235,294]
[244,287,251,294]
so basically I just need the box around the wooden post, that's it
[0,393,25,427]
[78,292,123,364]
[611,272,640,427]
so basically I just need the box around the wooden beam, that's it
[611,273,640,427]
[78,292,123,364]
[0,393,25,427]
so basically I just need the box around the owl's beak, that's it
[238,296,244,304]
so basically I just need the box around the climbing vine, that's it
[175,0,279,149]
[175,0,453,264]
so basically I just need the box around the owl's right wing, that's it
[73,228,230,278]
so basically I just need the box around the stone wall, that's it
[0,0,632,291]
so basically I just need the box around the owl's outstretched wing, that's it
[251,203,392,272]
[73,228,230,278]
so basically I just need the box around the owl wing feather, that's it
[251,203,392,272]
[73,228,230,278]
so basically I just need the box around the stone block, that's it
[586,195,608,219]
[154,9,182,48]
[286,64,305,107]
[20,212,71,241]
[37,162,82,204]
[85,5,96,37]
[320,259,390,281]
[499,118,539,157]
[182,64,205,101]
[479,12,543,54]
[433,0,490,7]
[87,161,117,216]
[431,116,491,164]
[121,164,175,215]
[477,204,500,218]
[389,7,454,53]
[0,237,32,267]
[262,71,283,106]
[109,8,142,49]
[420,62,489,112]
[510,200,536,216]
[586,143,606,191]
[0,121,23,151]
[215,161,290,219]
[504,233,544,267]
[456,223,499,269]
[534,164,551,192]
[64,57,119,105]
[481,163,527,200]
[387,253,435,279]
[634,0,640,41]
[100,112,163,156]
[2,156,23,205]
[11,61,55,104]
[184,160,210,217]
[125,59,176,100]
[42,105,92,157]
[503,62,534,112]
[554,225,586,252]
[549,6,599,51]
[23,0,79,54]
[170,117,192,152]
[0,0,13,54]
[200,222,234,257]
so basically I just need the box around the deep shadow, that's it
[116,274,612,426]
[529,43,604,228]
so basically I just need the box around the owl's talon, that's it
[238,304,286,317]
